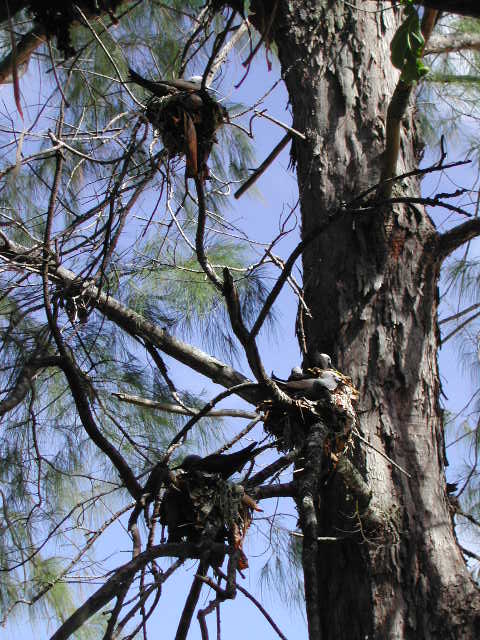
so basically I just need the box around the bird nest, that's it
[260,371,359,451]
[146,91,227,178]
[160,469,259,569]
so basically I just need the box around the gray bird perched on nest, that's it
[129,68,204,97]
[271,352,339,400]
[128,67,228,179]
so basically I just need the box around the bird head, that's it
[174,454,202,472]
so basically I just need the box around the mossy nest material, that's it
[146,91,228,177]
[160,470,253,567]
[260,371,359,451]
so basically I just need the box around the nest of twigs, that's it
[260,372,359,451]
[146,91,228,178]
[160,469,259,568]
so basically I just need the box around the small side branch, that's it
[234,133,291,200]
[194,176,223,290]
[252,482,296,500]
[196,551,238,640]
[215,567,288,640]
[166,381,258,450]
[247,450,297,488]
[222,267,293,405]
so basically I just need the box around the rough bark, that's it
[272,1,480,638]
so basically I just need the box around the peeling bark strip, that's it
[272,1,480,638]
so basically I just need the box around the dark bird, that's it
[272,371,340,399]
[128,67,203,98]
[176,442,268,479]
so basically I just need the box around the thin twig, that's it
[166,382,258,452]
[353,428,412,478]
[217,567,289,640]
[234,134,291,200]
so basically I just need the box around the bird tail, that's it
[128,67,170,97]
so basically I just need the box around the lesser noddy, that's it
[273,371,340,399]
[175,442,268,479]
[128,67,203,97]
[289,366,305,380]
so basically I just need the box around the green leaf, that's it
[390,4,429,85]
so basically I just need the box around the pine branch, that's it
[0,234,260,404]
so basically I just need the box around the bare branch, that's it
[253,482,296,500]
[166,382,258,450]
[175,561,209,640]
[215,567,288,640]
[436,219,480,261]
[49,544,224,640]
[112,392,258,419]
[234,133,291,200]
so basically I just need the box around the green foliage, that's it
[390,1,429,84]
[122,237,276,363]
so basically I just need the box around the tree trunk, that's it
[271,2,480,638]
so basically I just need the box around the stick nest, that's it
[146,91,228,178]
[259,370,359,451]
[160,470,257,568]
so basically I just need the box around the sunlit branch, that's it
[439,302,480,325]
[425,33,480,55]
[112,392,258,419]
[0,234,261,403]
